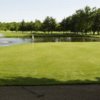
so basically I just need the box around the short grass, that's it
[0,42,100,85]
[0,31,65,37]
[0,31,32,38]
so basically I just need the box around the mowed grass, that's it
[0,31,31,38]
[0,42,100,85]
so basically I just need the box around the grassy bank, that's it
[0,31,32,38]
[1,31,100,38]
[0,42,100,85]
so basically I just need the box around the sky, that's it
[0,0,100,22]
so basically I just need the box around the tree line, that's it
[0,6,100,35]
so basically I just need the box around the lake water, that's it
[0,33,100,46]
[0,38,32,46]
[33,36,100,42]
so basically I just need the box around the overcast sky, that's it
[0,0,100,22]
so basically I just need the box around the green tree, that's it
[10,22,19,32]
[42,16,57,33]
[92,8,100,34]
[34,20,42,32]
[26,21,35,32]
[19,20,26,32]
[60,18,67,33]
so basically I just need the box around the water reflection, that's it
[0,36,100,46]
[33,36,100,42]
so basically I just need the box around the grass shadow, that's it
[0,77,100,86]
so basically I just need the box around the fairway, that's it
[0,42,100,85]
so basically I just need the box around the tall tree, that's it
[60,18,67,32]
[34,20,42,32]
[42,16,57,33]
[26,21,35,32]
[92,8,100,34]
[19,20,26,32]
[10,22,19,32]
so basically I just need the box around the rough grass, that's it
[0,42,100,85]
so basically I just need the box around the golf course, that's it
[0,1,100,100]
[0,42,100,85]
[0,5,100,86]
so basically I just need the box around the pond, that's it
[33,36,100,42]
[0,38,32,46]
[0,33,100,46]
